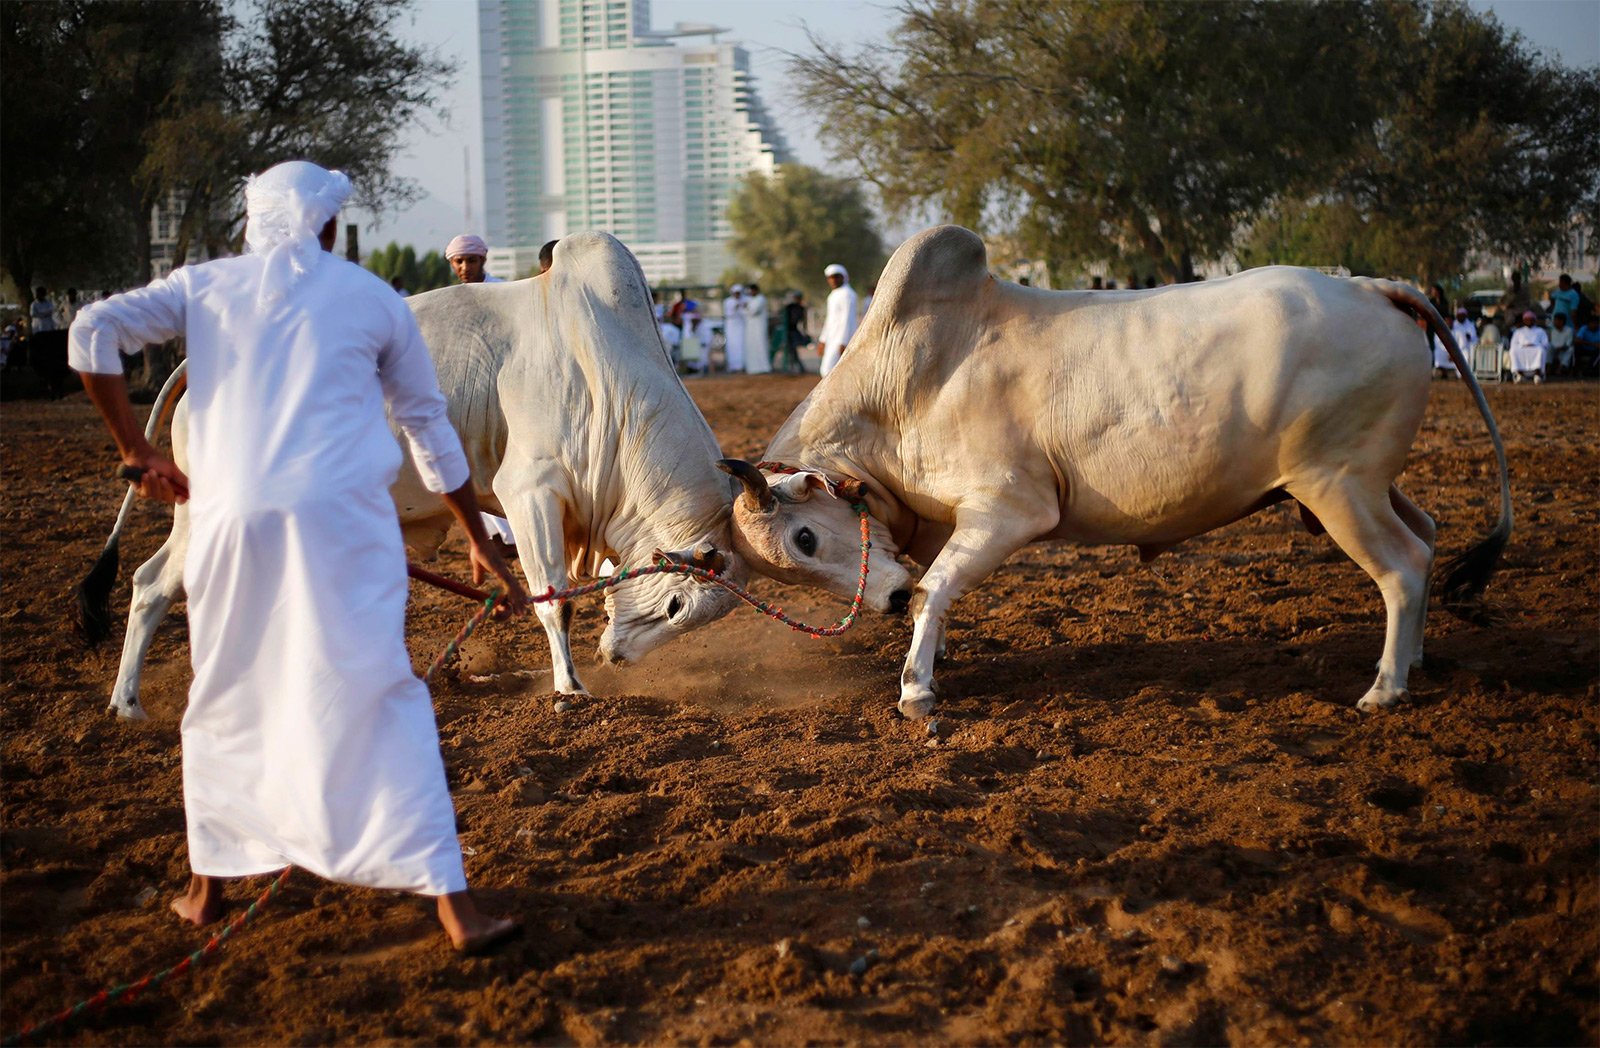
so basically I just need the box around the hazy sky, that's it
[357,0,1600,253]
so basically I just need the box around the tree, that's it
[791,0,1598,286]
[727,165,886,299]
[145,0,455,272]
[791,0,1393,284]
[1237,3,1600,283]
[0,1,225,298]
[0,0,454,299]
[365,242,451,293]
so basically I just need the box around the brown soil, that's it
[2,377,1596,1046]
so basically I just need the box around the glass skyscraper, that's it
[479,0,791,284]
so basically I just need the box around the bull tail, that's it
[1355,278,1513,622]
[74,361,189,644]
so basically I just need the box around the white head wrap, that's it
[446,234,489,260]
[243,161,351,307]
[824,263,848,279]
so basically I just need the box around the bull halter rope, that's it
[418,460,872,681]
[13,464,870,1043]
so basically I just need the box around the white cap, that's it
[730,283,744,293]
[824,263,847,278]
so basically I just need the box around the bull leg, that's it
[495,485,588,697]
[898,509,1056,719]
[110,504,190,721]
[1389,485,1436,670]
[1292,479,1431,712]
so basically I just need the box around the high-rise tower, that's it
[479,0,790,284]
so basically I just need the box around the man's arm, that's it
[79,372,189,503]
[437,480,528,614]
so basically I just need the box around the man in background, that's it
[723,284,747,373]
[818,263,858,377]
[446,234,502,284]
[744,282,771,374]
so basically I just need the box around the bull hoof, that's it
[898,688,936,720]
[109,699,150,722]
[1356,687,1409,712]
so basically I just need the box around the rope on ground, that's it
[2,867,292,1047]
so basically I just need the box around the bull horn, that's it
[716,459,775,513]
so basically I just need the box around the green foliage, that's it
[727,165,886,299]
[0,1,226,294]
[793,0,1599,284]
[0,0,454,295]
[365,242,452,292]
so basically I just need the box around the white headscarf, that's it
[243,161,352,307]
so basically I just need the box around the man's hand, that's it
[122,447,190,504]
[469,539,529,616]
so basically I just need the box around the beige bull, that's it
[90,232,745,719]
[721,226,1511,719]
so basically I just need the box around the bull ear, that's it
[716,458,775,513]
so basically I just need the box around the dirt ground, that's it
[2,375,1596,1046]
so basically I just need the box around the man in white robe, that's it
[723,284,747,372]
[1506,310,1549,382]
[70,161,527,954]
[1435,306,1476,377]
[818,263,859,377]
[744,283,771,374]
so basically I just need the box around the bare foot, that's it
[169,874,224,926]
[437,890,521,954]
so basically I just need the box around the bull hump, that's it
[876,226,991,315]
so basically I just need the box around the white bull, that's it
[721,225,1511,719]
[91,232,745,719]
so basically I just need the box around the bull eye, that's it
[795,527,817,557]
[667,596,683,619]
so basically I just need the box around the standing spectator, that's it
[1549,312,1574,375]
[66,159,524,953]
[1548,274,1579,329]
[744,283,771,375]
[445,234,502,284]
[389,276,410,297]
[1500,270,1531,318]
[1573,314,1600,375]
[1,321,14,368]
[818,263,858,377]
[29,286,57,333]
[1435,306,1477,378]
[1507,310,1549,383]
[680,300,705,375]
[723,285,747,373]
[62,288,81,328]
[861,282,877,319]
[1568,279,1593,329]
[779,292,809,374]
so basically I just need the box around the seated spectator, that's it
[1574,316,1600,376]
[1437,306,1476,378]
[1549,313,1574,375]
[1507,310,1549,383]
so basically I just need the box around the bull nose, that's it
[888,589,912,614]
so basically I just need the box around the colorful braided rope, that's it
[3,867,292,1046]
